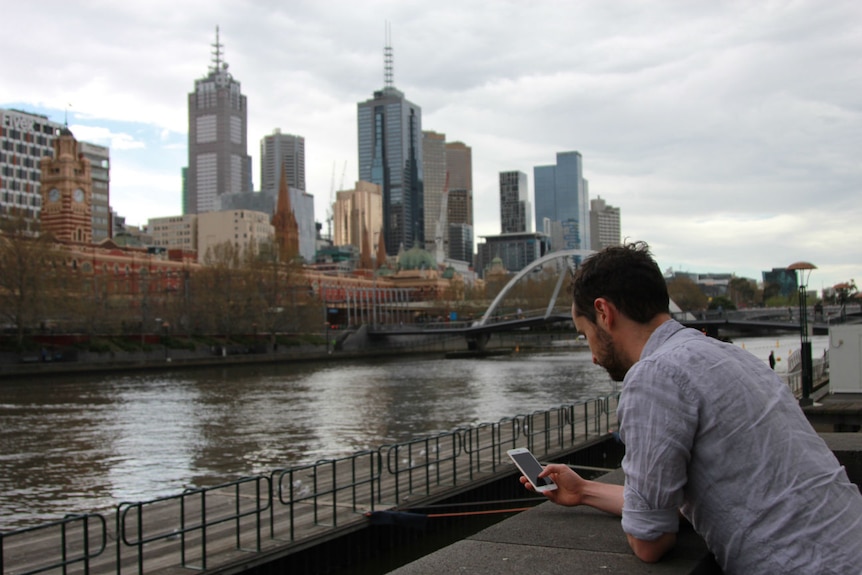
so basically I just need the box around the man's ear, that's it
[594,298,618,330]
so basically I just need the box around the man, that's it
[520,242,862,573]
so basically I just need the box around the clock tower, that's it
[40,126,92,243]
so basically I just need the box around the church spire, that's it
[272,168,299,261]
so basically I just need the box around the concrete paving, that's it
[389,468,720,575]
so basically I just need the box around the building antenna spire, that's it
[210,25,224,72]
[384,21,394,89]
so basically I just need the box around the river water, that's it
[0,334,829,531]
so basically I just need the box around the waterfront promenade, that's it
[392,432,862,575]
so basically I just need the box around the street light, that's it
[788,261,817,406]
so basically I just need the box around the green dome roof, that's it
[398,246,436,271]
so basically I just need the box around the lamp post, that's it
[788,261,817,406]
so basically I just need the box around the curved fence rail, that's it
[0,394,620,575]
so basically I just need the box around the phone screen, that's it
[510,450,554,487]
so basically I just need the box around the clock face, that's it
[73,188,84,203]
[49,188,60,202]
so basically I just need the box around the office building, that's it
[260,129,305,193]
[499,171,531,234]
[446,141,473,261]
[448,223,474,264]
[148,214,198,252]
[78,141,111,242]
[476,232,551,277]
[589,196,621,250]
[197,209,273,263]
[422,131,446,255]
[534,151,589,250]
[357,39,423,254]
[218,190,274,215]
[184,27,253,214]
[333,180,383,262]
[0,108,62,228]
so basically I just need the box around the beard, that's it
[594,324,629,382]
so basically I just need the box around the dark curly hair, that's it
[570,241,669,325]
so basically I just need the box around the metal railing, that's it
[784,349,829,397]
[0,394,620,575]
[0,513,106,575]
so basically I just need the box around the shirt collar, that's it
[639,318,686,361]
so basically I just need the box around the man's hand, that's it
[519,463,624,516]
[519,463,588,506]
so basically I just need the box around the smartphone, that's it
[507,447,557,492]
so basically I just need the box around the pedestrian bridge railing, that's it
[0,394,620,575]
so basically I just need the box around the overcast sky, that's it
[2,0,860,292]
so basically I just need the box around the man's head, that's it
[569,242,670,381]
[570,241,669,325]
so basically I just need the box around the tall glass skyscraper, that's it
[534,151,589,250]
[357,40,423,254]
[184,27,252,215]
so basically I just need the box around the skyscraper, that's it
[357,36,423,255]
[446,141,473,262]
[422,130,446,254]
[184,27,252,215]
[0,108,62,229]
[499,171,531,233]
[78,141,110,242]
[534,151,589,250]
[260,129,305,193]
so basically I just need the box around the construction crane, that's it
[326,162,335,242]
[326,160,348,243]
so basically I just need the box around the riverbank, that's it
[0,329,586,380]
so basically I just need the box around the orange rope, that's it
[425,507,533,518]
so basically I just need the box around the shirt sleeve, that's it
[618,359,697,541]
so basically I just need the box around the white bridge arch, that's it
[474,249,595,327]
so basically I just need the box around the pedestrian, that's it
[519,242,862,573]
[768,350,776,370]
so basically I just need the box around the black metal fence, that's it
[0,394,620,575]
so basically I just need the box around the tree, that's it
[190,241,246,337]
[666,276,708,313]
[728,277,759,309]
[0,216,66,348]
[708,295,736,311]
[832,280,858,321]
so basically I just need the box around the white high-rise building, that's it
[0,108,62,229]
[590,196,621,250]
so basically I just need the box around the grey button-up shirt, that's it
[618,319,862,574]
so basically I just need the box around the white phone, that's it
[507,447,557,492]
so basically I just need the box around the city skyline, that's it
[1,1,860,291]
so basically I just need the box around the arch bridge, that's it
[363,248,856,349]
